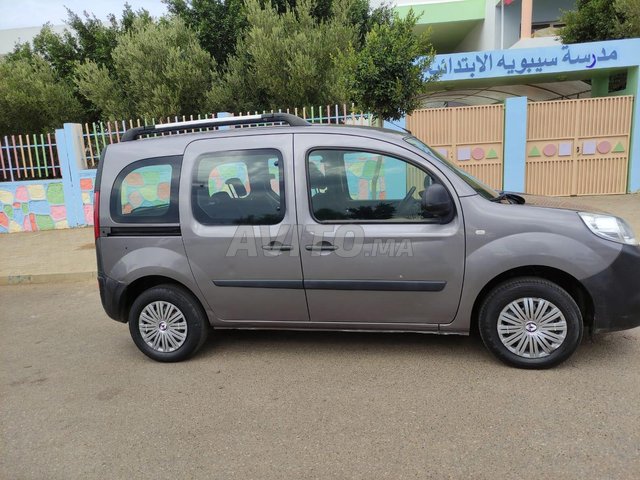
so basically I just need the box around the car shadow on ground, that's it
[192,327,639,369]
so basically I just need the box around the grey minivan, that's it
[95,113,640,368]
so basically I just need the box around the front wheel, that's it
[478,277,583,369]
[128,284,209,362]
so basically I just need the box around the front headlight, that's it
[578,212,639,246]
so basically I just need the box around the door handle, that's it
[305,241,337,252]
[262,241,293,252]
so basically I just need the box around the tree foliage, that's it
[352,10,435,122]
[1,0,435,129]
[163,0,248,67]
[75,18,215,120]
[5,5,153,122]
[8,5,151,80]
[207,0,358,112]
[615,0,640,38]
[164,0,366,68]
[560,0,640,43]
[0,56,83,135]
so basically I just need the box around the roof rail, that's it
[121,112,311,142]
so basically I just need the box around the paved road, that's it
[1,282,639,479]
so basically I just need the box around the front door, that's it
[180,134,309,322]
[294,133,465,325]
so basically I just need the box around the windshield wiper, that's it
[491,191,525,204]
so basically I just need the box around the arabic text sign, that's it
[425,39,639,81]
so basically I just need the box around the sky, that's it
[0,0,169,29]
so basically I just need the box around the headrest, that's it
[308,163,327,190]
[225,177,247,197]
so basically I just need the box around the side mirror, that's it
[421,184,453,218]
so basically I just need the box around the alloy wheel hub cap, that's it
[497,297,567,359]
[139,301,188,353]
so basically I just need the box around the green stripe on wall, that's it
[395,0,486,25]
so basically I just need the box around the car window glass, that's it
[308,149,445,223]
[208,162,250,198]
[404,136,497,200]
[193,149,284,225]
[344,152,411,201]
[111,157,181,223]
[268,157,280,196]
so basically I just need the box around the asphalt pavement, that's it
[1,281,639,479]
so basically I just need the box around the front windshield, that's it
[404,136,498,200]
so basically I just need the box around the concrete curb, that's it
[0,271,97,286]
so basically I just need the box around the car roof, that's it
[104,124,410,159]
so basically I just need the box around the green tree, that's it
[75,18,215,120]
[207,0,357,112]
[8,5,151,80]
[6,4,153,122]
[164,0,248,67]
[0,56,83,135]
[615,0,640,38]
[165,0,390,68]
[560,0,640,43]
[351,9,435,122]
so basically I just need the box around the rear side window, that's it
[111,156,181,223]
[192,149,284,225]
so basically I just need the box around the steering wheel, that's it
[396,186,417,216]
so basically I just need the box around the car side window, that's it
[307,149,443,223]
[192,149,285,225]
[111,156,181,223]
[208,161,250,198]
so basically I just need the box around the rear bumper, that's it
[98,274,128,323]
[582,245,640,333]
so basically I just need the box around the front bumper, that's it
[98,274,128,323]
[582,245,640,333]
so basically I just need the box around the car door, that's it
[294,132,465,326]
[180,133,309,322]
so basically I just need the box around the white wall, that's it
[455,0,499,52]
[0,25,65,55]
[455,0,576,53]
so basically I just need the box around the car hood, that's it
[520,194,607,214]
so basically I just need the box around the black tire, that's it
[128,284,209,362]
[478,277,583,369]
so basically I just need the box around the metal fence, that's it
[1,104,373,180]
[82,104,373,169]
[525,95,633,195]
[0,134,60,182]
[406,104,505,190]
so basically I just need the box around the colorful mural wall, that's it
[0,181,68,233]
[80,172,96,226]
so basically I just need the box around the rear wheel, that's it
[128,284,209,362]
[478,277,583,369]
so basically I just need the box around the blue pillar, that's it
[503,97,528,192]
[55,128,79,227]
[63,123,87,226]
[628,67,640,192]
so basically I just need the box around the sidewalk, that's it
[0,194,638,285]
[0,227,95,285]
